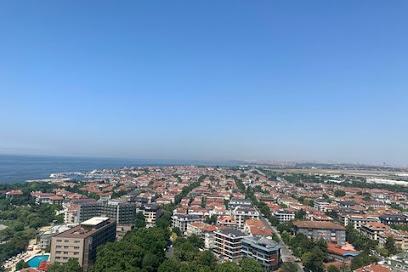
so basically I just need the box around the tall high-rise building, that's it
[50,217,116,271]
[77,199,136,225]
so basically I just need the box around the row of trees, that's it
[174,175,207,205]
[232,175,279,227]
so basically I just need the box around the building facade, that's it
[50,217,116,271]
[241,236,281,271]
[232,206,260,229]
[213,228,247,262]
[274,209,295,223]
[293,221,346,245]
[172,214,202,233]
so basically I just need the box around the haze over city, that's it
[1,1,407,165]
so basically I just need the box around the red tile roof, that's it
[355,264,391,272]
[293,220,345,230]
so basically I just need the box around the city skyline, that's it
[1,1,407,165]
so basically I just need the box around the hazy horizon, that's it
[1,1,407,166]
[0,153,405,168]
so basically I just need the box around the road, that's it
[260,217,304,271]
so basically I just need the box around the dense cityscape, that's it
[1,165,408,272]
[1,1,407,272]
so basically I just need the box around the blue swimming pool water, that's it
[27,255,49,268]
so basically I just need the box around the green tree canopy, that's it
[384,236,399,256]
[215,262,240,272]
[239,258,263,272]
[134,211,146,229]
[15,260,28,271]
[327,265,340,272]
[48,258,81,272]
[279,262,299,272]
[334,190,346,197]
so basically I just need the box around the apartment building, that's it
[213,228,247,262]
[76,199,136,225]
[241,236,281,271]
[50,217,116,271]
[172,214,202,233]
[186,222,218,249]
[228,198,252,209]
[379,214,408,226]
[244,219,273,237]
[341,214,379,229]
[102,199,136,225]
[77,201,102,222]
[38,224,72,250]
[274,209,295,223]
[293,221,346,245]
[217,215,237,229]
[379,231,408,251]
[314,199,331,212]
[359,222,388,241]
[232,206,260,229]
[140,203,161,227]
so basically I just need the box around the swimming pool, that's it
[27,254,49,268]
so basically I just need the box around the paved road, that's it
[260,217,304,271]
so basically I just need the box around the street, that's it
[260,217,304,272]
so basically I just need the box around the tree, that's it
[158,258,181,272]
[279,262,299,272]
[215,262,241,272]
[173,238,197,262]
[93,227,168,272]
[142,252,161,272]
[48,258,81,272]
[15,260,28,270]
[327,265,340,272]
[346,224,377,250]
[195,250,217,270]
[384,236,398,256]
[295,209,306,220]
[351,251,378,270]
[204,214,217,225]
[172,227,182,237]
[201,196,206,208]
[187,234,204,249]
[334,190,346,197]
[301,246,325,272]
[134,212,146,229]
[240,258,263,272]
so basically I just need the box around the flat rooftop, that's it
[55,217,113,239]
[81,217,109,226]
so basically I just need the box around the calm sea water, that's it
[0,155,237,184]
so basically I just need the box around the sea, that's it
[0,154,238,184]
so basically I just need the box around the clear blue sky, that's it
[0,1,407,165]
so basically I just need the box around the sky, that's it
[0,1,407,166]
